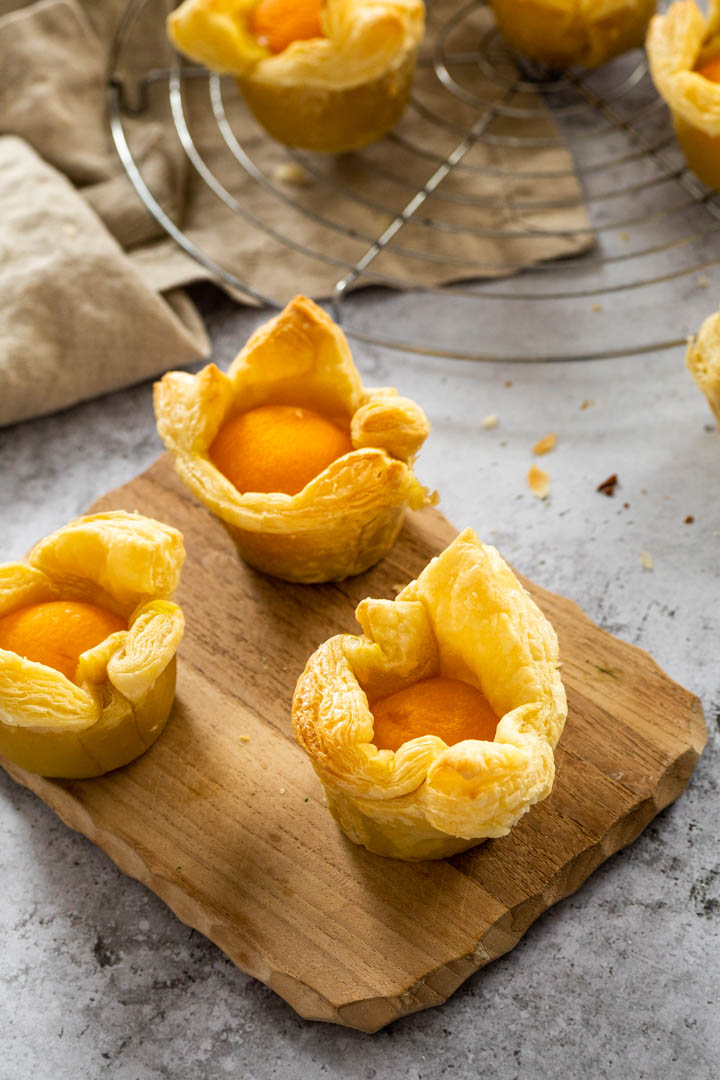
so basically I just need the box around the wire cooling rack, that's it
[107,0,719,362]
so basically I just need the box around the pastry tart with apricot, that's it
[155,296,433,584]
[0,512,185,779]
[293,528,567,860]
[167,0,425,152]
[648,0,720,189]
[489,0,655,70]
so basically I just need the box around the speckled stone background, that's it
[1,285,718,1080]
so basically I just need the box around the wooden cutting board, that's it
[1,456,706,1032]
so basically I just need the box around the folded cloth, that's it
[0,137,208,426]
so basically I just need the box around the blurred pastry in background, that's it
[167,0,425,152]
[648,0,720,189]
[489,0,655,70]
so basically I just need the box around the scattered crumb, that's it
[532,432,557,456]
[279,787,286,795]
[641,488,648,495]
[592,303,603,313]
[580,398,595,410]
[304,797,309,802]
[239,734,251,743]
[697,274,710,288]
[623,502,630,509]
[619,232,630,244]
[684,514,695,524]
[176,865,182,872]
[273,162,313,186]
[597,473,619,496]
[481,413,499,429]
[640,550,654,571]
[527,464,550,498]
[663,494,672,501]
[505,380,512,388]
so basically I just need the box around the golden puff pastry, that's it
[686,305,720,425]
[292,527,568,861]
[647,0,720,189]
[154,295,434,584]
[0,512,185,779]
[167,0,425,151]
[489,0,655,70]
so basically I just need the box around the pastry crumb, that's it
[580,398,595,410]
[640,550,654,570]
[684,514,695,524]
[619,232,630,244]
[505,380,512,388]
[592,303,603,313]
[279,787,286,795]
[527,465,550,498]
[481,413,499,429]
[239,734,251,742]
[697,274,710,288]
[532,432,557,455]
[273,162,313,186]
[597,473,619,496]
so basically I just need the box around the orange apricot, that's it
[696,55,720,83]
[371,676,498,753]
[249,0,324,54]
[0,601,127,683]
[209,403,353,497]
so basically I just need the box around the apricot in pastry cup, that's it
[292,528,568,860]
[489,0,655,70]
[686,304,720,426]
[154,295,434,584]
[0,512,185,779]
[647,0,720,189]
[167,0,425,152]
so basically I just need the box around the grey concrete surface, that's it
[0,284,718,1080]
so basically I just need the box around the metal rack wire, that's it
[107,0,719,362]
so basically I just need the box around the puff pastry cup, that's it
[686,305,720,426]
[0,512,185,779]
[167,0,425,152]
[293,528,568,860]
[648,0,720,189]
[489,0,655,69]
[155,295,433,584]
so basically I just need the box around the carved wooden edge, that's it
[1,705,705,1033]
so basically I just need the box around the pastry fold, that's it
[155,296,434,584]
[0,512,185,778]
[293,528,567,860]
[648,0,720,187]
[686,304,720,425]
[167,0,425,150]
[490,0,655,69]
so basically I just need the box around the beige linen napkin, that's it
[0,137,208,426]
[0,0,592,425]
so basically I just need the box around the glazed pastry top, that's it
[167,0,425,88]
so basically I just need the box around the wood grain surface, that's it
[1,455,707,1032]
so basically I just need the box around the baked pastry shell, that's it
[686,305,720,425]
[0,512,185,779]
[292,528,568,860]
[648,0,720,188]
[489,0,655,69]
[167,0,424,152]
[154,296,434,584]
